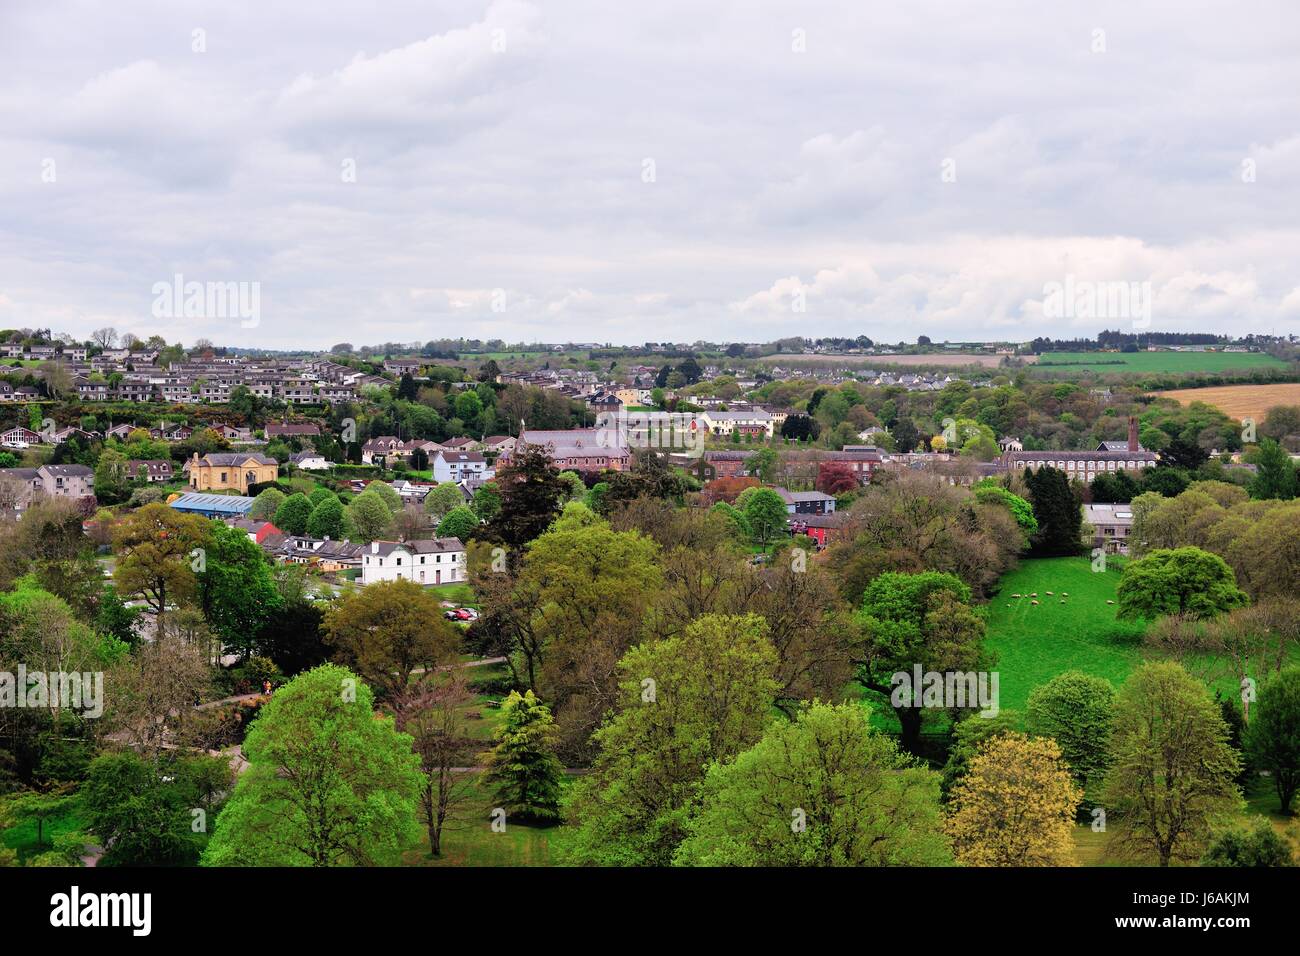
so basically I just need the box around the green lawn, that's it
[400,774,564,866]
[985,556,1146,714]
[1,803,86,864]
[1032,351,1286,376]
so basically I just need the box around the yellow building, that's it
[187,452,279,493]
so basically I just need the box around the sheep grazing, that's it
[1062,592,1069,597]
[1046,591,1054,596]
[1031,600,1040,606]
[1106,599,1115,605]
[1031,592,1038,598]
[1012,593,1022,599]
[1060,600,1066,604]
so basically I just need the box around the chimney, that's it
[371,541,379,554]
[1127,416,1139,452]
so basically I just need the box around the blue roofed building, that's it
[168,492,256,519]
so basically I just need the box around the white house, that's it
[289,450,330,471]
[431,450,490,483]
[361,537,466,586]
[699,409,774,438]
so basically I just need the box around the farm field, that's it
[763,352,1019,368]
[1032,351,1286,375]
[1154,382,1300,422]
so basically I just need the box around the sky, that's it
[1,0,1298,350]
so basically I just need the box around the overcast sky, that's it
[1,0,1298,349]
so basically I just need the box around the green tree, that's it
[561,613,779,866]
[939,710,1022,803]
[486,444,567,551]
[1103,661,1241,866]
[854,571,990,752]
[743,487,789,546]
[201,665,422,866]
[274,492,314,535]
[436,505,479,541]
[1117,547,1248,621]
[483,690,565,824]
[1201,819,1295,866]
[249,487,286,521]
[306,496,347,539]
[93,448,130,503]
[973,482,1038,544]
[1244,666,1300,814]
[1024,465,1081,556]
[1026,671,1116,803]
[113,503,210,639]
[1249,438,1298,500]
[196,522,283,656]
[675,702,951,866]
[422,482,464,520]
[83,751,233,866]
[346,490,394,541]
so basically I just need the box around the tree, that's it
[202,665,421,866]
[273,493,314,535]
[945,733,1082,866]
[391,674,477,857]
[422,482,465,520]
[1024,465,1081,556]
[364,480,404,515]
[1117,547,1248,621]
[322,580,460,699]
[195,522,282,656]
[562,614,779,866]
[817,461,859,495]
[1026,671,1116,803]
[436,505,479,541]
[1103,661,1241,866]
[249,487,286,522]
[781,414,819,441]
[346,490,394,541]
[82,751,233,866]
[306,496,347,539]
[853,572,990,751]
[5,790,74,852]
[1249,438,1298,500]
[1201,819,1295,866]
[93,448,130,504]
[675,702,951,866]
[483,690,565,825]
[973,482,1038,545]
[471,481,501,522]
[112,503,211,639]
[743,487,789,546]
[1244,666,1300,814]
[486,444,568,551]
[939,710,1022,802]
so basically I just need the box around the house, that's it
[998,437,1024,453]
[789,512,847,548]
[700,409,774,438]
[515,428,630,473]
[225,518,282,545]
[124,459,175,483]
[289,450,330,471]
[1084,502,1135,554]
[390,479,434,503]
[50,426,97,445]
[361,436,402,465]
[774,487,837,516]
[104,423,140,441]
[216,424,253,442]
[482,435,517,455]
[0,427,42,448]
[702,450,756,478]
[826,445,883,484]
[361,538,467,586]
[439,436,480,452]
[187,452,279,493]
[0,383,14,402]
[383,359,423,376]
[0,463,95,514]
[431,450,489,483]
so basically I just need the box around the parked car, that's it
[443,610,460,620]
[454,608,473,621]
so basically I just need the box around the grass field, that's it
[1033,351,1286,375]
[1155,382,1300,422]
[985,557,1147,714]
[762,352,1016,368]
[400,774,564,866]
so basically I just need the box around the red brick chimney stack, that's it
[1127,416,1139,452]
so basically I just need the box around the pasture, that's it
[1032,351,1286,376]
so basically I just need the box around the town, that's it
[1,326,1298,879]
